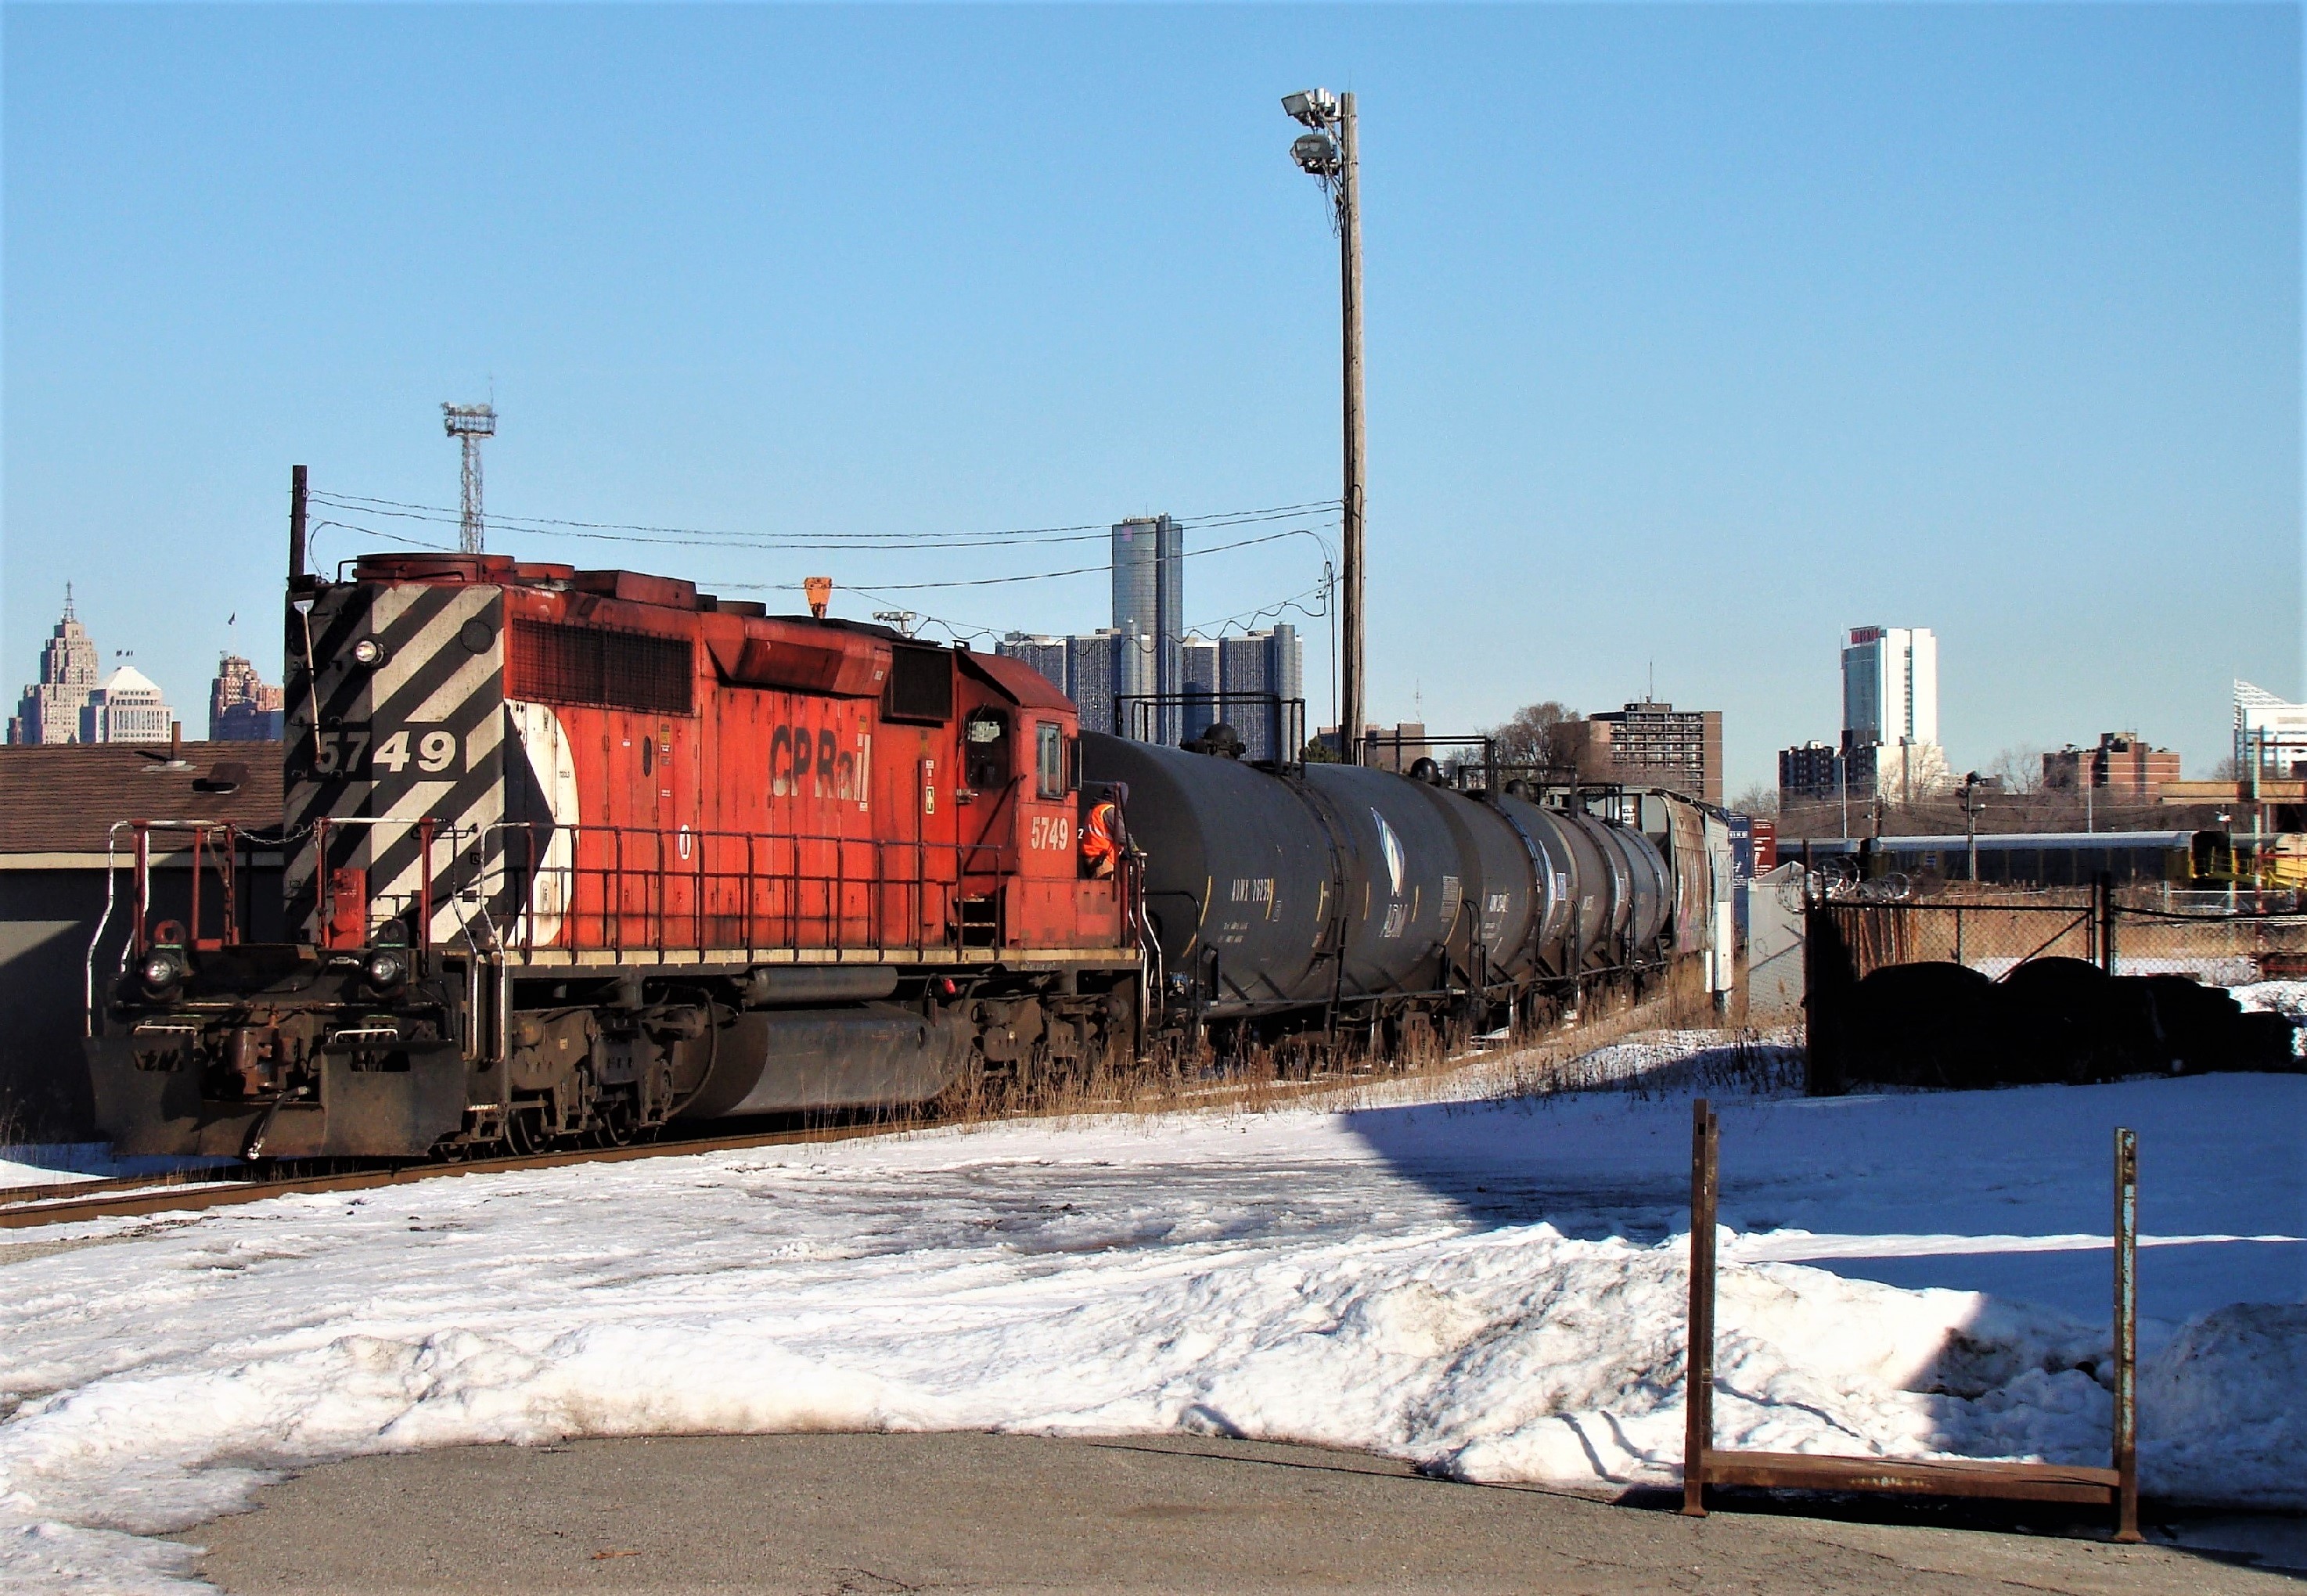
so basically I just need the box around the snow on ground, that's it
[0,1061,2300,1594]
[0,1145,238,1187]
[0,1159,100,1190]
[1973,954,2265,983]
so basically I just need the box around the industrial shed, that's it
[0,742,283,1139]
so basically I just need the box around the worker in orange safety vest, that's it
[1080,798,1123,879]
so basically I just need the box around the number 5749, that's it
[312,725,460,777]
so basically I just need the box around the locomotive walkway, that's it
[179,1432,2294,1594]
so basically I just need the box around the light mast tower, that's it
[441,402,498,554]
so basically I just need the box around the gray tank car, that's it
[1082,731,1729,1048]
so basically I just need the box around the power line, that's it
[302,510,1336,592]
[711,527,1331,593]
[304,490,1341,552]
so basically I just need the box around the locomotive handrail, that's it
[441,821,1065,962]
[85,818,259,1037]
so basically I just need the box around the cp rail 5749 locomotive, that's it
[90,516,1734,1161]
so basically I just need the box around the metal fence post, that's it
[1683,1097,1719,1517]
[2114,1127,2140,1542]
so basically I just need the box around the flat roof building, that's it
[1582,699,1723,804]
[2044,732,2180,800]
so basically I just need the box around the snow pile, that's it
[2140,1303,2307,1506]
[2114,955,2265,985]
[2233,979,2307,1023]
[0,1069,2298,1593]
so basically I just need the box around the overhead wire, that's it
[708,526,1332,594]
[304,486,1339,648]
[304,490,1341,552]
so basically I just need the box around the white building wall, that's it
[1905,627,1938,746]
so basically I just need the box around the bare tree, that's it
[1988,744,2048,796]
[1481,700,1582,769]
[1729,782,1779,818]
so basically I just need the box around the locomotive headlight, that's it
[365,949,408,989]
[351,637,388,667]
[141,951,185,991]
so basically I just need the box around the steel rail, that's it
[0,1167,260,1210]
[0,1123,905,1231]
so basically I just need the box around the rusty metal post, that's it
[2113,1127,2140,1542]
[2098,872,2118,977]
[132,825,152,954]
[1683,1097,1719,1516]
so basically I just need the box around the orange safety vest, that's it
[1081,800,1121,879]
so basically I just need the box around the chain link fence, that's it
[1802,880,2305,1092]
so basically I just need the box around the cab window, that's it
[1036,722,1069,798]
[965,709,1010,791]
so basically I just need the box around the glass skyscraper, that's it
[1110,516,1182,746]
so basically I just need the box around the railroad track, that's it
[2,995,1703,1234]
[0,1123,900,1231]
[0,1059,1417,1232]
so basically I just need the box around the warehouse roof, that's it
[0,742,283,856]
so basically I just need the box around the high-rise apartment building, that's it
[1840,626,1947,803]
[1577,699,1724,804]
[8,589,103,745]
[1110,516,1182,746]
[1777,741,1844,807]
[79,664,175,744]
[209,653,285,742]
[1841,626,1938,749]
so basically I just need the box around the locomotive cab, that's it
[952,651,1113,951]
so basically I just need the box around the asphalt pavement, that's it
[178,1431,2300,1595]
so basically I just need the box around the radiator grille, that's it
[883,643,952,723]
[510,620,693,715]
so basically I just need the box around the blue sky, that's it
[3,3,2298,793]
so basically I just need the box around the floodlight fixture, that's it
[1282,88,1339,128]
[1291,132,1341,177]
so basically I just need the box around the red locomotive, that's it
[92,548,1142,1158]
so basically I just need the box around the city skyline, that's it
[5,8,2294,788]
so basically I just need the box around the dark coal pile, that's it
[1834,958,2300,1089]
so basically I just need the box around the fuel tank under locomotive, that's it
[1082,733,1671,1018]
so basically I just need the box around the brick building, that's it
[2042,732,2180,800]
[1573,699,1724,804]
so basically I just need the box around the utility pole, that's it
[1963,771,1985,882]
[1284,87,1366,760]
[1337,92,1366,762]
